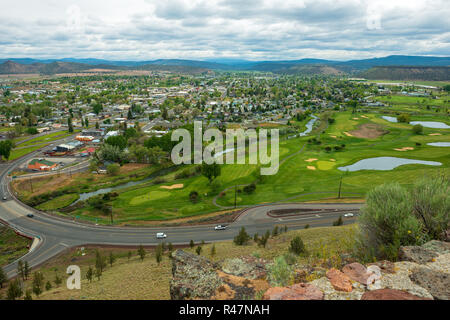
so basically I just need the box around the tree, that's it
[333,216,343,226]
[68,116,74,133]
[54,273,62,287]
[17,260,25,281]
[195,246,202,255]
[189,240,195,248]
[84,117,89,128]
[201,162,221,184]
[106,163,120,176]
[105,135,127,150]
[24,289,32,300]
[210,244,216,257]
[155,244,163,264]
[93,103,103,115]
[95,121,100,129]
[412,124,423,134]
[24,261,30,280]
[32,272,44,297]
[45,280,52,291]
[95,250,107,273]
[95,267,102,281]
[6,279,22,300]
[397,114,410,123]
[0,140,14,161]
[233,227,250,246]
[0,267,6,288]
[109,252,116,267]
[86,266,93,283]
[189,191,199,203]
[289,236,307,256]
[127,251,132,261]
[168,243,174,253]
[138,245,146,261]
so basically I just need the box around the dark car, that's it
[26,213,34,218]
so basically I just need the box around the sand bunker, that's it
[361,115,369,119]
[305,158,318,162]
[394,147,414,151]
[307,166,316,171]
[349,124,388,139]
[353,118,360,120]
[330,135,337,138]
[160,184,184,190]
[429,133,442,136]
[343,132,353,137]
[330,159,336,162]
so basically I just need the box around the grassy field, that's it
[0,225,31,267]
[12,99,450,224]
[36,194,80,211]
[0,224,356,300]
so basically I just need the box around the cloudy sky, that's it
[0,0,449,61]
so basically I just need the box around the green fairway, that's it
[32,106,450,224]
[36,193,79,211]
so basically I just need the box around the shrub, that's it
[283,252,298,265]
[234,227,251,246]
[243,183,256,194]
[267,256,293,287]
[356,182,424,261]
[106,163,120,176]
[189,191,199,203]
[333,216,343,226]
[397,114,410,123]
[412,124,423,134]
[289,236,307,256]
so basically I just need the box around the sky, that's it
[0,0,449,61]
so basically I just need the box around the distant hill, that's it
[1,55,449,76]
[0,60,209,75]
[359,66,450,81]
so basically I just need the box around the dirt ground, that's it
[349,123,388,139]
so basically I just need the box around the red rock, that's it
[361,289,431,300]
[326,268,353,292]
[342,262,372,284]
[262,283,324,300]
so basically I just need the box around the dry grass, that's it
[1,225,357,300]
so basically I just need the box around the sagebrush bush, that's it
[356,182,422,261]
[267,256,293,287]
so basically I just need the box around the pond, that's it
[427,142,450,147]
[288,115,318,139]
[382,116,450,129]
[338,157,442,172]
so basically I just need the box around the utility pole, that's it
[234,185,237,209]
[338,176,342,199]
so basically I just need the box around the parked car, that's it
[156,232,167,239]
[344,213,354,217]
[214,225,227,230]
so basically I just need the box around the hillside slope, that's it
[359,66,450,81]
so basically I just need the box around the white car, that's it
[156,232,167,239]
[214,225,227,231]
[344,213,354,217]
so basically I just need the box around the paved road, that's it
[0,135,363,279]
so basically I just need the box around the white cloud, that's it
[0,0,448,60]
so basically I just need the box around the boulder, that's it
[361,289,430,300]
[262,283,324,300]
[310,277,365,300]
[421,240,450,255]
[213,271,270,300]
[326,268,353,292]
[398,245,438,264]
[342,262,380,285]
[170,250,223,300]
[368,260,396,274]
[409,266,450,300]
[221,256,269,280]
[378,261,434,299]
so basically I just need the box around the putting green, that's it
[317,161,335,170]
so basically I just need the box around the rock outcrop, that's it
[170,241,450,300]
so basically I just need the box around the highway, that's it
[0,134,363,279]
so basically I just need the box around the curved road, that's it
[0,135,363,279]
